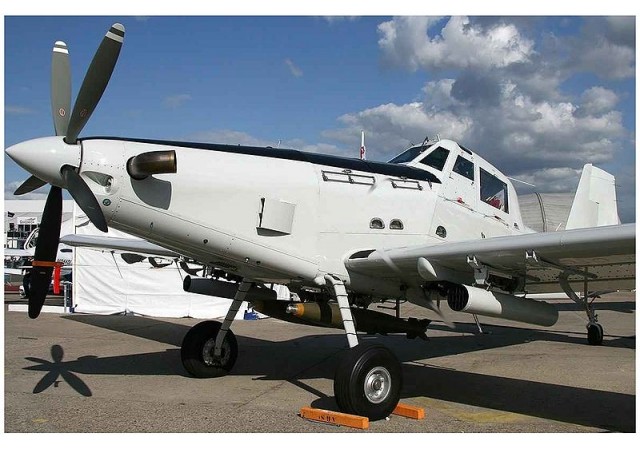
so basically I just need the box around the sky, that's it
[2,11,637,223]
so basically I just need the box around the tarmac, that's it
[3,291,636,436]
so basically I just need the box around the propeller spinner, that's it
[6,24,125,318]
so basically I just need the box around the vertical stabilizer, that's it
[566,164,620,229]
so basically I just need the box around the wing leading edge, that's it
[60,234,179,258]
[346,223,635,294]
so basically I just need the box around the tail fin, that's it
[566,164,620,229]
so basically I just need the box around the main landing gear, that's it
[179,275,404,421]
[325,274,402,420]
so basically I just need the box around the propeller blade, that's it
[61,166,108,232]
[29,186,63,319]
[14,175,47,195]
[51,41,71,137]
[65,23,125,143]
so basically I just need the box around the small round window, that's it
[436,225,447,238]
[370,218,385,229]
[390,219,404,230]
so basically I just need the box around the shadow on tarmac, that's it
[18,313,636,432]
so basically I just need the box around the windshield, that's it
[388,145,432,164]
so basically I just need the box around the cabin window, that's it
[389,219,404,230]
[419,146,449,171]
[480,168,509,213]
[452,156,474,181]
[370,218,385,229]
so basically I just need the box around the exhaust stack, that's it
[127,150,177,180]
[447,284,558,327]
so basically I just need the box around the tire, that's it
[334,343,402,421]
[181,321,238,378]
[587,323,604,346]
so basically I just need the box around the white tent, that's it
[70,204,290,319]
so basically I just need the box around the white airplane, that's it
[4,226,74,267]
[5,24,635,420]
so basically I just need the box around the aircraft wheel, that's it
[181,321,238,377]
[587,322,604,346]
[334,343,402,421]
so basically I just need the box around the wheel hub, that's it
[364,366,391,404]
[202,338,229,366]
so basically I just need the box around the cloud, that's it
[324,102,472,161]
[578,87,619,116]
[564,17,635,79]
[378,16,535,72]
[163,94,192,109]
[186,129,344,156]
[4,180,48,200]
[323,16,359,25]
[284,59,303,77]
[509,167,582,194]
[6,105,36,115]
[187,129,272,147]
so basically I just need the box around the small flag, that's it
[359,130,366,160]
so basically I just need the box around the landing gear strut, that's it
[325,274,402,420]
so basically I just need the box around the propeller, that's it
[28,186,62,318]
[21,24,125,318]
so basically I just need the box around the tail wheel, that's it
[181,321,238,378]
[334,343,402,421]
[587,322,604,346]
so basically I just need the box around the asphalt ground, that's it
[3,291,636,439]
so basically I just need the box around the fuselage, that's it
[73,136,528,297]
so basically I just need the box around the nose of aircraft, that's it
[5,136,81,187]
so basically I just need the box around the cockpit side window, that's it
[452,156,474,181]
[480,168,509,213]
[419,146,449,171]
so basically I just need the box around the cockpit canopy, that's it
[388,140,514,217]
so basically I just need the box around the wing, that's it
[59,234,179,258]
[346,223,635,294]
[4,248,33,257]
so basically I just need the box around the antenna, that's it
[507,177,536,187]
